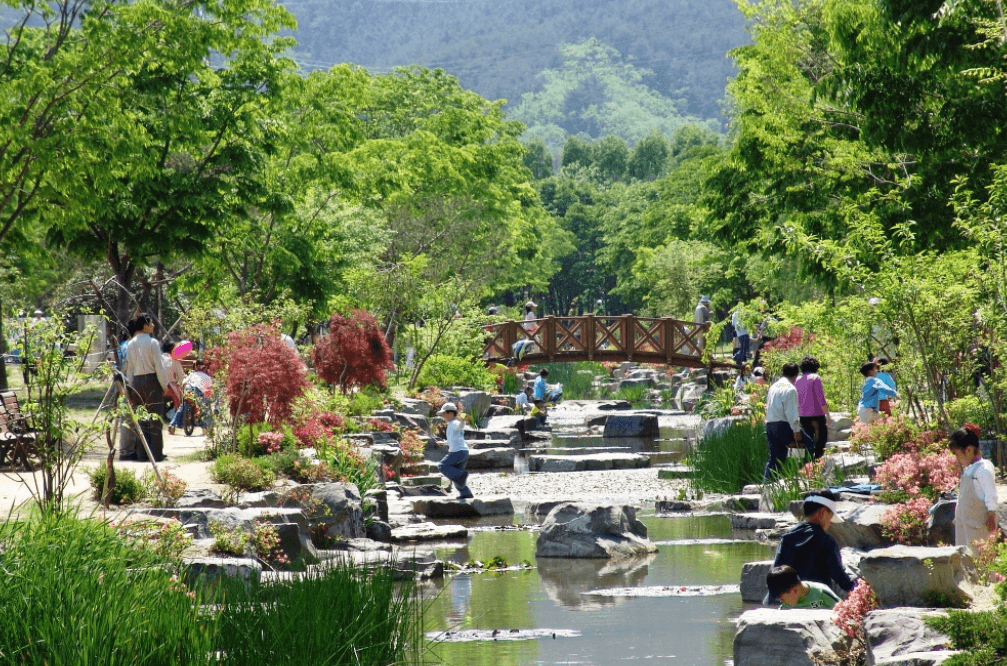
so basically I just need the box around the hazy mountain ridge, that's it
[281,0,749,123]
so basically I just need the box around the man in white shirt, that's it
[514,387,533,414]
[763,363,813,481]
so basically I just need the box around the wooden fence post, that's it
[623,314,633,361]
[586,314,595,360]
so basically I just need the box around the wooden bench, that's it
[0,391,37,469]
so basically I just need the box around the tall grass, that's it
[215,560,420,665]
[535,362,607,399]
[0,513,214,665]
[0,514,421,665]
[687,421,767,494]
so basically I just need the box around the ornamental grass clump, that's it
[213,559,419,666]
[688,421,767,494]
[0,514,212,664]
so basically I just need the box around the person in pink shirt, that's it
[794,355,829,459]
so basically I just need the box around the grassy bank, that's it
[0,513,420,666]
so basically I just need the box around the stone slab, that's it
[411,495,515,518]
[865,608,951,666]
[733,608,844,666]
[528,453,651,473]
[860,546,970,608]
[465,446,516,470]
[731,513,789,530]
[740,560,774,603]
[603,414,660,438]
[390,522,469,543]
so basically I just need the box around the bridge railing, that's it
[483,315,715,366]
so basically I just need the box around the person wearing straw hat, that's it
[768,489,855,602]
[436,402,473,499]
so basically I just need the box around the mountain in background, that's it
[281,0,749,132]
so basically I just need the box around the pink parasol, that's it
[172,340,193,360]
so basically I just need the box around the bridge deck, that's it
[483,315,736,369]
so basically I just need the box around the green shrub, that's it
[89,466,146,505]
[347,386,386,417]
[688,421,767,494]
[0,514,212,664]
[614,383,648,406]
[415,354,493,390]
[210,454,276,502]
[329,445,383,496]
[945,395,996,437]
[926,607,1007,666]
[210,521,250,556]
[235,422,270,457]
[698,386,737,419]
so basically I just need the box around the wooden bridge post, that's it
[506,320,517,360]
[585,314,595,360]
[623,314,633,361]
[544,316,556,362]
[662,318,674,365]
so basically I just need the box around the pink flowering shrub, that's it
[293,412,348,448]
[874,451,957,501]
[881,497,932,545]
[253,520,290,567]
[832,579,879,664]
[257,431,285,455]
[367,418,395,433]
[850,414,920,459]
[800,459,826,480]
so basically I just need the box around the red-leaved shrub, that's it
[312,310,394,394]
[206,322,309,427]
[293,412,347,448]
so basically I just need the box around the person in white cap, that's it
[436,402,473,499]
[768,489,855,601]
[523,300,538,332]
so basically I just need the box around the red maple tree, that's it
[312,310,394,394]
[206,322,309,426]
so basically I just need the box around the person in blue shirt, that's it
[534,368,548,401]
[875,358,896,416]
[857,361,899,424]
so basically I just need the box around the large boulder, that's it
[828,503,891,550]
[411,496,514,518]
[741,560,774,603]
[602,414,659,438]
[926,498,956,547]
[859,546,971,608]
[865,608,953,666]
[306,482,366,540]
[536,503,658,559]
[675,382,707,412]
[458,391,492,423]
[175,488,226,509]
[733,608,844,666]
[465,447,516,470]
[701,416,748,440]
[398,398,432,417]
[181,556,262,587]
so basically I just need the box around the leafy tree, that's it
[627,131,670,180]
[591,135,629,181]
[207,322,310,429]
[46,0,297,328]
[312,310,394,395]
[522,137,554,179]
[561,136,593,169]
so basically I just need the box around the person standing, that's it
[763,362,813,481]
[122,314,168,462]
[523,301,538,332]
[732,305,749,365]
[161,340,186,427]
[856,361,899,425]
[949,425,998,553]
[694,295,711,353]
[876,358,896,416]
[437,402,473,499]
[795,355,829,459]
[534,368,549,402]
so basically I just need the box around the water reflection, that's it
[536,554,656,610]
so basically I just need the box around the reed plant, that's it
[687,421,767,494]
[0,513,213,665]
[535,362,606,399]
[214,559,420,665]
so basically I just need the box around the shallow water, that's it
[422,514,774,666]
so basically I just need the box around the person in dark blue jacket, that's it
[769,489,855,602]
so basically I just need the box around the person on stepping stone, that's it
[437,402,473,499]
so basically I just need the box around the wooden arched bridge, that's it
[483,315,737,369]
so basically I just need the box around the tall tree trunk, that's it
[0,295,7,391]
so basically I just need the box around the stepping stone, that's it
[390,522,468,542]
[401,475,445,487]
[465,447,516,469]
[657,466,692,480]
[603,414,659,438]
[528,453,650,472]
[411,495,515,518]
[731,513,788,530]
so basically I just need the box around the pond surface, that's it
[422,514,774,666]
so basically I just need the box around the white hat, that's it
[437,402,458,414]
[700,295,710,303]
[525,300,537,308]
[804,494,844,522]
